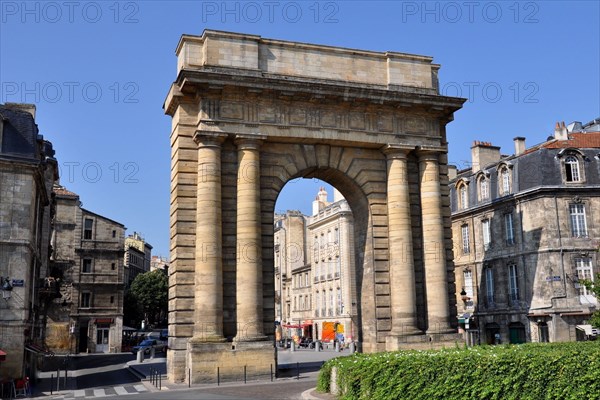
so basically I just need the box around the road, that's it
[38,347,346,399]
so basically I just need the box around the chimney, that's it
[448,165,457,180]
[471,141,501,173]
[3,102,36,119]
[554,121,568,140]
[513,137,526,156]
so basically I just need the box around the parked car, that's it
[132,339,166,354]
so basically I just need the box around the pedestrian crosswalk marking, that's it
[74,389,86,397]
[133,384,147,392]
[114,386,129,395]
[93,389,107,397]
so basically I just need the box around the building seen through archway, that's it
[275,186,357,347]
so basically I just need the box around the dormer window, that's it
[455,179,470,210]
[565,156,581,182]
[498,166,512,196]
[459,185,468,209]
[477,174,489,201]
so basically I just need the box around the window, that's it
[459,184,468,209]
[111,263,116,270]
[461,224,470,254]
[508,264,519,302]
[82,259,92,273]
[110,296,114,304]
[334,228,339,244]
[112,230,116,238]
[337,287,342,315]
[84,218,93,239]
[500,167,511,195]
[481,219,491,250]
[81,292,91,308]
[329,289,334,316]
[565,156,581,182]
[576,258,596,301]
[463,270,474,299]
[485,267,494,305]
[570,204,588,237]
[504,213,515,245]
[479,177,489,201]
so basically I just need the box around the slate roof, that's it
[0,104,39,160]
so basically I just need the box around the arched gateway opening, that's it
[164,30,464,383]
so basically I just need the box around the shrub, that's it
[317,342,600,399]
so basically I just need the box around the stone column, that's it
[384,147,421,340]
[191,132,227,342]
[418,150,452,333]
[235,134,267,341]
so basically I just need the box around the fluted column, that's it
[418,150,452,333]
[235,134,267,341]
[385,146,421,336]
[192,132,227,342]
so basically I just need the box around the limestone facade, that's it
[46,187,125,354]
[0,103,58,379]
[165,30,464,383]
[124,232,153,289]
[450,120,600,345]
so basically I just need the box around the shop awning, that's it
[95,318,114,324]
[0,349,6,362]
[576,324,594,336]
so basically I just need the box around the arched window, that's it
[478,176,489,201]
[499,167,511,195]
[565,156,581,182]
[459,185,468,209]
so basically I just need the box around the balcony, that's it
[334,272,340,279]
[38,277,61,300]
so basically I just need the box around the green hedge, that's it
[317,342,600,399]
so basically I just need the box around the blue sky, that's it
[1,1,598,256]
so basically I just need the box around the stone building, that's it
[274,210,308,338]
[0,103,58,379]
[274,188,358,344]
[308,188,357,344]
[151,255,169,274]
[450,119,600,345]
[46,186,125,354]
[124,232,152,288]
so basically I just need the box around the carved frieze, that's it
[201,99,439,137]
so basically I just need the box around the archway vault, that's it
[165,30,465,383]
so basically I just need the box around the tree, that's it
[130,270,168,327]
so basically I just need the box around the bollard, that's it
[270,364,273,382]
[244,365,247,384]
[315,340,320,352]
[335,341,340,352]
[137,350,144,363]
[350,341,356,353]
[159,373,161,390]
[217,367,220,386]
[296,362,300,380]
[188,368,191,388]
[150,347,156,359]
[290,341,295,352]
[50,374,53,395]
[64,367,68,389]
[56,369,60,391]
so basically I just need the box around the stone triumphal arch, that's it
[164,30,465,383]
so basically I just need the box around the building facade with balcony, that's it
[450,119,600,345]
[0,103,58,379]
[47,186,125,354]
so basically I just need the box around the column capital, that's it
[416,146,446,162]
[382,144,414,159]
[235,133,267,150]
[193,131,228,147]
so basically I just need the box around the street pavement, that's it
[36,347,348,399]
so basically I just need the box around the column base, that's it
[233,334,269,342]
[385,332,424,351]
[187,340,275,384]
